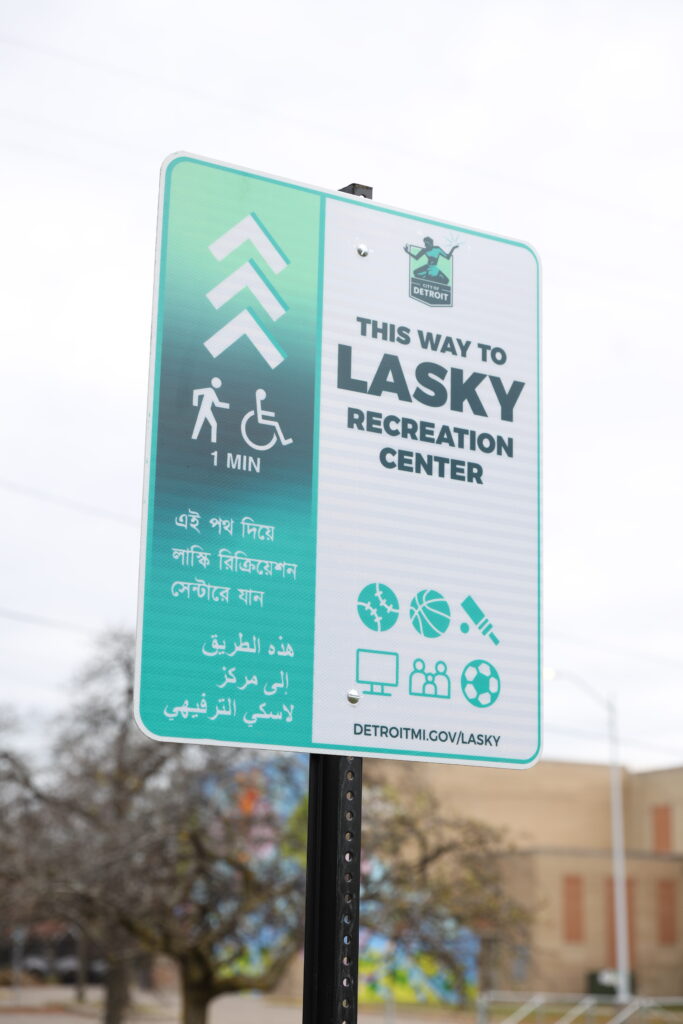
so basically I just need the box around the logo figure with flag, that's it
[404,235,459,307]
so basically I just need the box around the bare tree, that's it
[0,635,178,1022]
[0,714,39,934]
[117,750,308,1024]
[360,764,529,1002]
[1,632,307,1024]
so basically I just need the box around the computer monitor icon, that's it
[356,649,399,697]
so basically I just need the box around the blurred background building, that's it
[370,760,683,995]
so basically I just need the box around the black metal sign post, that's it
[302,182,373,1024]
[302,753,364,1024]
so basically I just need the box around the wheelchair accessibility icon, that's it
[240,389,293,451]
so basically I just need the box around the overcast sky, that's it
[1,0,681,770]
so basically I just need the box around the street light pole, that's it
[607,698,631,1003]
[546,669,631,1002]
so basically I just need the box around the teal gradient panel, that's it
[139,158,323,748]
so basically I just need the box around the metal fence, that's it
[478,991,683,1024]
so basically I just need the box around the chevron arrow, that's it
[204,308,286,369]
[206,260,287,321]
[209,213,289,274]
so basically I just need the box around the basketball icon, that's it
[409,589,451,638]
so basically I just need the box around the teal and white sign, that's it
[135,154,541,768]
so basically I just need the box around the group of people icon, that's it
[409,658,451,699]
[191,379,292,451]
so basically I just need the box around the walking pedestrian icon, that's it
[191,378,230,443]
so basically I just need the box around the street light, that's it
[544,667,631,1003]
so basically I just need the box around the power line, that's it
[0,479,138,527]
[0,32,306,133]
[546,725,682,759]
[0,33,184,94]
[546,629,683,672]
[0,607,96,636]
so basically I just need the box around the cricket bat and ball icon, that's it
[460,595,500,646]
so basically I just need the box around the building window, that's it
[657,880,677,945]
[652,805,672,853]
[563,875,584,942]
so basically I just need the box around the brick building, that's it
[368,759,683,995]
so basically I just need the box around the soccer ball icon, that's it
[461,660,501,708]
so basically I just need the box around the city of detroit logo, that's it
[404,235,459,307]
